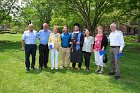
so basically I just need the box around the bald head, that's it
[110,23,117,32]
[43,23,48,30]
[28,24,33,31]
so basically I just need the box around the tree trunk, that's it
[138,21,140,42]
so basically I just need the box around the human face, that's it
[43,23,48,30]
[28,24,33,31]
[85,30,90,37]
[53,27,58,33]
[110,23,117,32]
[63,26,68,33]
[97,28,103,34]
[74,26,79,31]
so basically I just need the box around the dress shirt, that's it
[109,30,125,51]
[22,30,37,44]
[37,30,51,45]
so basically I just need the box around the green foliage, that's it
[138,35,140,42]
[1,0,140,37]
[19,0,56,30]
[10,26,18,34]
[0,0,19,24]
[10,26,27,34]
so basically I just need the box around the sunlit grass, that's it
[0,34,140,93]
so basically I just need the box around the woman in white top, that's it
[82,29,94,71]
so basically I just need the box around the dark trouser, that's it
[83,51,91,68]
[72,63,82,68]
[110,47,120,76]
[39,44,49,68]
[25,44,37,69]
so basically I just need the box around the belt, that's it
[62,46,69,48]
[26,44,36,45]
[110,46,120,48]
[40,44,48,46]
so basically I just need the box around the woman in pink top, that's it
[93,26,108,74]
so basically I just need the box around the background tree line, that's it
[0,0,140,41]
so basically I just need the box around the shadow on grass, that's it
[42,67,93,75]
[26,69,42,74]
[106,43,140,92]
[25,66,94,75]
[0,40,21,52]
[0,40,40,52]
[68,68,93,75]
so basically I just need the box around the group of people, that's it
[22,22,125,80]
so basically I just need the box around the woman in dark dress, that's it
[70,23,84,70]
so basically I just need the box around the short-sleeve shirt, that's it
[37,30,51,45]
[22,30,37,44]
[82,36,94,52]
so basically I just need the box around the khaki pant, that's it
[61,48,70,67]
[110,47,120,76]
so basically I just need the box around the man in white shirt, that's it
[22,24,37,71]
[108,23,125,80]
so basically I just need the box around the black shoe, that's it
[67,67,70,69]
[115,76,120,80]
[85,67,89,71]
[61,66,65,69]
[108,72,115,75]
[95,69,101,73]
[26,68,30,71]
[44,65,48,68]
[78,68,81,70]
[39,67,42,70]
[72,67,76,70]
[31,67,35,70]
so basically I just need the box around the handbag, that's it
[103,54,108,63]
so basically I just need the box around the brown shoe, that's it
[78,68,81,70]
[72,67,76,70]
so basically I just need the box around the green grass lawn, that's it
[0,34,140,93]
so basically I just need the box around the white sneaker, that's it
[98,70,104,74]
[55,67,58,70]
[51,67,54,70]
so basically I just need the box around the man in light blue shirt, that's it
[22,24,37,71]
[37,23,51,70]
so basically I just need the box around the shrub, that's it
[10,26,26,34]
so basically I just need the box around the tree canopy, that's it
[1,0,140,38]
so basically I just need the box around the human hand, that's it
[102,46,105,51]
[76,42,80,44]
[21,47,25,51]
[69,42,73,44]
[119,50,122,53]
